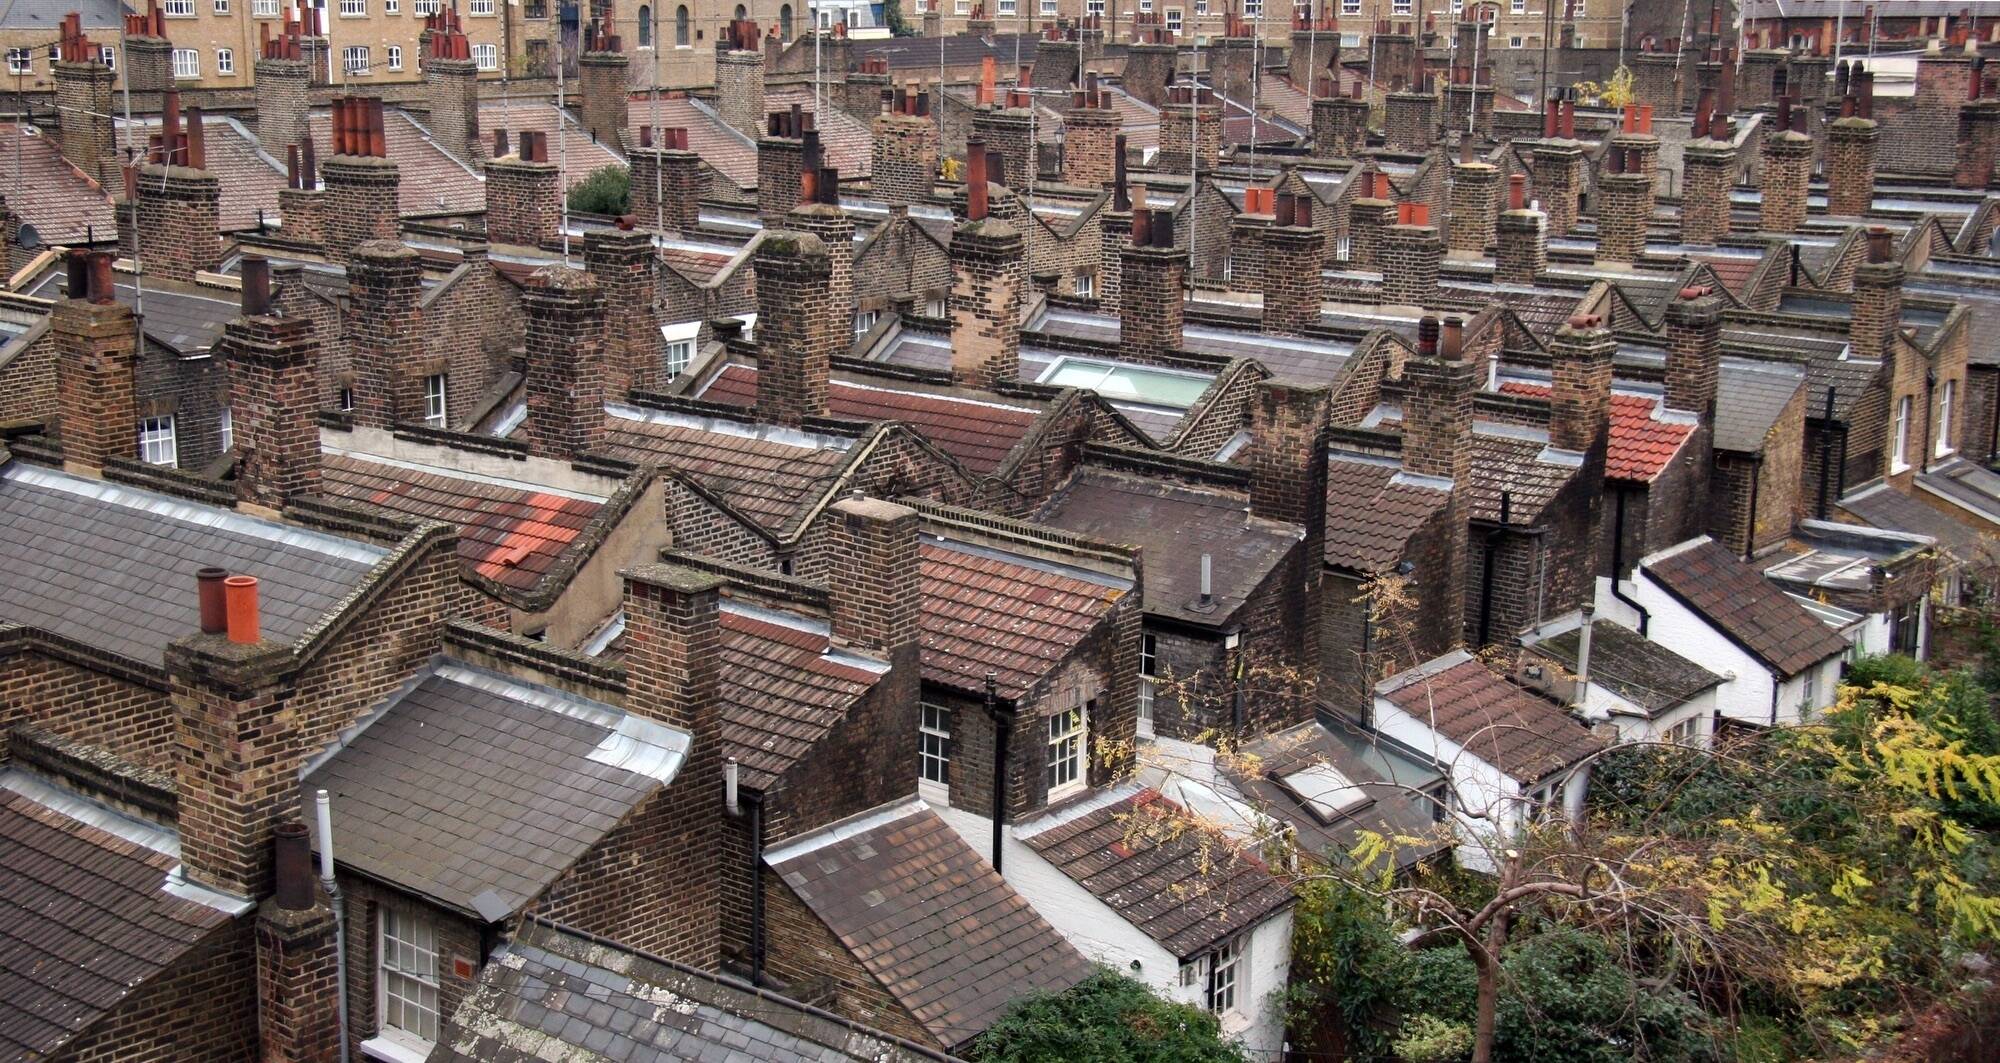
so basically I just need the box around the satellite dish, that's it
[15,223,40,250]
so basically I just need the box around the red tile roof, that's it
[918,539,1126,699]
[1642,539,1852,677]
[765,85,875,179]
[717,608,884,788]
[118,116,284,230]
[1690,253,1761,298]
[699,364,1039,474]
[0,121,115,244]
[1323,455,1452,573]
[600,411,853,536]
[320,452,602,591]
[1498,383,1696,482]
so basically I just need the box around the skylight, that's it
[1038,357,1212,409]
[1277,763,1370,823]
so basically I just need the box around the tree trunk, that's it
[1471,908,1512,1063]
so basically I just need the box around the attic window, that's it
[1275,763,1369,824]
[1038,357,1210,409]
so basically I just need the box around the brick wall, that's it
[345,241,428,429]
[872,112,940,206]
[134,164,223,282]
[1448,161,1498,254]
[0,646,170,771]
[254,58,311,160]
[715,51,766,141]
[1380,223,1440,307]
[1531,140,1583,235]
[1881,52,1970,177]
[1119,243,1186,363]
[752,230,832,425]
[320,156,400,263]
[255,893,343,1063]
[1261,222,1324,336]
[424,57,481,166]
[1384,92,1435,152]
[577,51,630,143]
[56,921,257,1062]
[277,187,325,245]
[1826,117,1879,217]
[1062,105,1120,188]
[761,877,935,1049]
[1312,96,1369,159]
[628,147,703,234]
[225,313,322,510]
[54,61,116,187]
[853,211,953,313]
[1495,208,1546,284]
[420,249,519,430]
[1759,130,1814,234]
[522,268,607,460]
[484,155,561,249]
[337,881,482,1060]
[972,107,1036,191]
[584,226,662,399]
[53,291,138,470]
[1157,98,1222,176]
[949,217,1025,389]
[1680,140,1737,245]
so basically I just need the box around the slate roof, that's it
[1498,383,1696,482]
[1019,788,1295,960]
[1915,458,2000,525]
[0,460,385,669]
[1378,653,1607,785]
[0,0,123,28]
[305,108,485,215]
[715,606,885,790]
[1715,357,1807,453]
[1534,621,1724,717]
[305,663,685,918]
[435,921,940,1063]
[0,121,116,244]
[0,780,234,1062]
[1037,467,1302,626]
[1322,452,1451,574]
[1842,482,1987,564]
[320,452,604,592]
[1908,274,2000,367]
[700,364,1040,474]
[918,537,1127,700]
[846,31,1042,71]
[600,407,854,537]
[1641,539,1853,677]
[476,101,626,191]
[22,272,237,355]
[767,803,1092,1050]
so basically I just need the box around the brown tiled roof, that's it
[1379,654,1606,785]
[717,608,883,789]
[1037,467,1301,626]
[0,786,232,1060]
[621,96,758,189]
[768,804,1091,1050]
[918,539,1126,700]
[1640,539,1852,677]
[1019,789,1295,959]
[659,242,741,285]
[765,86,874,179]
[476,102,625,191]
[320,452,603,592]
[305,108,485,214]
[700,364,1040,474]
[1467,430,1573,525]
[0,121,115,244]
[599,411,853,536]
[1534,621,1723,717]
[118,116,284,230]
[305,665,677,917]
[1322,453,1451,574]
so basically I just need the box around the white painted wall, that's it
[1373,696,1528,874]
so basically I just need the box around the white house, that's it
[1602,538,1850,729]
[1371,651,1606,874]
[937,786,1295,1059]
[1521,614,1725,746]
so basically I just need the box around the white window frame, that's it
[424,374,447,428]
[852,309,878,339]
[996,0,1015,13]
[214,0,230,12]
[139,415,177,466]
[1075,272,1094,299]
[1165,8,1183,32]
[468,0,495,12]
[1139,0,1152,12]
[1208,937,1243,1015]
[164,0,195,14]
[472,43,497,70]
[414,0,441,11]
[339,386,355,413]
[387,45,404,71]
[1138,632,1157,739]
[919,701,951,800]
[1340,0,1358,13]
[1242,0,1260,15]
[5,49,29,75]
[1511,0,1525,11]
[661,319,700,381]
[1045,702,1085,799]
[1040,0,1056,14]
[374,906,441,1052]
[955,0,970,13]
[339,0,365,15]
[172,48,199,79]
[100,45,115,69]
[219,407,233,453]
[216,48,234,75]
[1195,0,1208,13]
[1509,35,1525,48]
[1086,0,1104,13]
[253,0,279,13]
[1802,667,1819,713]
[1937,379,1956,457]
[342,45,371,77]
[1892,394,1911,472]
[384,0,399,11]
[1391,0,1411,13]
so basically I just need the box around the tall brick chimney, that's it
[578,16,631,143]
[715,20,768,140]
[789,171,857,362]
[973,91,1037,190]
[122,1,174,100]
[254,19,311,160]
[757,108,812,225]
[1246,379,1331,530]
[133,96,222,282]
[321,97,400,263]
[1062,82,1122,188]
[1663,285,1723,421]
[753,229,833,425]
[1495,173,1546,285]
[585,221,663,398]
[1120,208,1186,363]
[1680,94,1737,246]
[1758,100,1813,233]
[1851,227,1903,364]
[872,85,941,205]
[629,126,702,233]
[54,251,138,472]
[1548,313,1614,454]
[1531,100,1584,236]
[1123,34,1176,109]
[1290,16,1340,94]
[1401,317,1476,484]
[617,564,723,967]
[825,495,922,660]
[1097,147,1132,313]
[1312,82,1369,158]
[1380,203,1440,308]
[485,130,560,248]
[53,15,116,187]
[1261,194,1324,336]
[1826,66,1879,217]
[1347,171,1396,268]
[1958,77,2000,189]
[523,267,607,460]
[423,51,481,166]
[256,821,343,1063]
[1447,159,1499,254]
[225,257,322,510]
[1157,84,1221,175]
[1596,145,1652,265]
[1383,87,1435,152]
[948,143,1024,389]
[345,241,427,429]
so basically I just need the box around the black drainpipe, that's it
[1922,370,1937,474]
[1743,455,1763,561]
[1477,491,1510,648]
[1815,388,1837,519]
[984,672,1009,875]
[748,791,766,986]
[1609,485,1651,635]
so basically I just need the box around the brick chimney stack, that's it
[1246,379,1331,530]
[585,220,663,399]
[485,129,561,248]
[1851,226,1904,364]
[617,564,724,967]
[122,1,174,99]
[421,9,482,166]
[1124,29,1176,109]
[1827,64,1880,217]
[256,821,343,1063]
[825,495,922,660]
[1531,98,1584,235]
[1383,86,1436,152]
[948,142,1025,389]
[1261,193,1324,336]
[1447,158,1499,254]
[973,89,1038,190]
[715,20,767,140]
[1157,84,1222,175]
[1312,80,1369,158]
[1062,79,1122,188]
[873,83,942,205]
[629,126,702,233]
[1680,91,1737,246]
[1098,143,1132,312]
[757,107,813,225]
[321,96,401,263]
[1347,171,1396,269]
[52,13,116,187]
[1495,173,1546,285]
[1401,316,1476,485]
[1120,207,1187,363]
[254,13,311,159]
[1596,144,1652,265]
[1290,15,1340,98]
[789,167,857,362]
[134,94,223,282]
[345,240,427,430]
[578,15,631,142]
[278,136,326,244]
[753,229,834,425]
[1548,313,1615,454]
[1380,202,1440,308]
[1663,285,1723,421]
[522,267,608,460]
[1958,62,2000,189]
[1759,98,1813,233]
[53,251,138,472]
[226,256,322,510]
